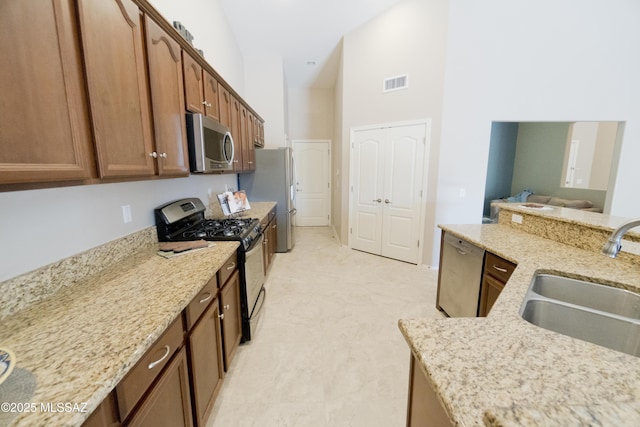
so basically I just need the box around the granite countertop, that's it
[208,200,276,223]
[0,240,239,426]
[398,223,640,427]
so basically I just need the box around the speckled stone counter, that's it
[398,223,640,427]
[0,236,239,426]
[207,200,276,224]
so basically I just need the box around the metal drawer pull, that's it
[219,313,224,320]
[493,265,508,273]
[224,304,230,310]
[148,345,170,370]
[226,262,236,270]
[199,293,212,304]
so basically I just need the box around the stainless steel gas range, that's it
[154,198,265,342]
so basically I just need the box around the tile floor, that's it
[207,226,443,427]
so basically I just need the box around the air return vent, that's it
[383,74,408,92]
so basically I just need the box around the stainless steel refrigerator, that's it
[239,147,296,252]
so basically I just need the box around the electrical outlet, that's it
[512,213,523,224]
[122,205,132,224]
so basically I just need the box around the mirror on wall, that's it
[483,121,624,220]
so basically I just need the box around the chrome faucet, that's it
[601,218,640,258]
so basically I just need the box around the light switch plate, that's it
[122,205,132,224]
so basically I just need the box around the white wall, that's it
[150,0,244,93]
[244,54,288,147]
[434,0,640,264]
[338,0,449,264]
[288,88,335,140]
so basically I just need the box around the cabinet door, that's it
[127,347,193,427]
[145,16,189,177]
[218,86,232,130]
[220,269,242,371]
[82,393,119,427]
[244,108,256,170]
[188,299,225,427]
[479,274,506,317]
[0,0,94,184]
[77,0,155,178]
[182,52,204,115]
[231,97,243,173]
[407,355,452,427]
[203,71,220,122]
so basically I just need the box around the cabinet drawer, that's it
[484,252,516,283]
[184,275,218,330]
[218,252,238,287]
[116,316,184,421]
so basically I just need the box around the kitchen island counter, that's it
[399,222,640,426]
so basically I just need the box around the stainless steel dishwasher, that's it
[437,232,485,317]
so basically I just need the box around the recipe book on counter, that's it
[217,190,251,215]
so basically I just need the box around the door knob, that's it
[372,199,382,203]
[385,199,392,204]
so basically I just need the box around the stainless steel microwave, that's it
[186,113,235,173]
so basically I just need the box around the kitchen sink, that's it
[520,273,640,357]
[531,274,640,319]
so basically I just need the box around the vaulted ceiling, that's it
[219,0,404,89]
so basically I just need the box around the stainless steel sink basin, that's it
[531,274,640,319]
[520,273,640,357]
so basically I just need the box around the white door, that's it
[351,129,385,254]
[292,141,330,226]
[351,123,427,264]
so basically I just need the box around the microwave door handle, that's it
[225,132,235,166]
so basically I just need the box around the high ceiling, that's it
[219,0,404,89]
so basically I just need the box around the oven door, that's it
[244,234,266,322]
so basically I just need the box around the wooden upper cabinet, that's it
[231,97,243,173]
[77,0,155,178]
[0,0,94,184]
[183,53,220,123]
[182,52,204,115]
[145,16,189,177]
[202,71,220,121]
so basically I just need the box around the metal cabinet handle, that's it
[148,345,170,370]
[202,101,207,105]
[224,304,230,310]
[384,199,392,204]
[248,161,253,164]
[149,152,158,158]
[159,152,167,159]
[263,238,268,245]
[493,265,508,273]
[199,292,212,304]
[272,224,276,229]
[226,262,236,270]
[219,313,225,320]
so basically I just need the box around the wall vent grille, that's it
[383,74,409,92]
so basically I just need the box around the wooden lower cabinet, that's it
[220,269,242,370]
[127,347,193,427]
[82,393,119,427]
[478,252,516,317]
[187,298,225,427]
[406,354,452,427]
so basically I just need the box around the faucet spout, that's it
[602,218,640,258]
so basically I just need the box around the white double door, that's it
[351,123,427,264]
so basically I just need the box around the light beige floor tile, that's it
[206,226,442,427]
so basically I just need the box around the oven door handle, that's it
[246,233,264,256]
